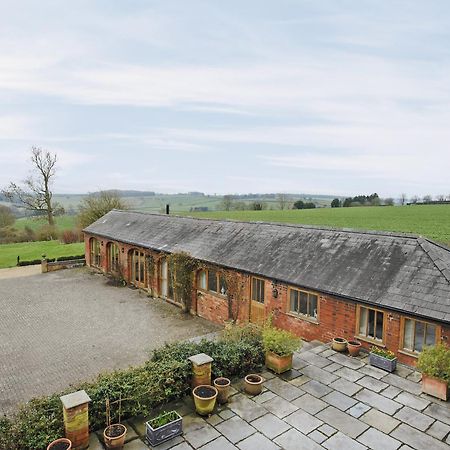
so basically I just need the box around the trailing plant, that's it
[148,411,179,429]
[370,346,396,360]
[417,344,450,382]
[262,326,301,356]
[167,252,198,312]
[224,271,247,322]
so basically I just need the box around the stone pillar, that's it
[188,353,214,388]
[41,259,48,273]
[60,390,91,450]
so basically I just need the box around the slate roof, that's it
[84,210,450,324]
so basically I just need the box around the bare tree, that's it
[436,194,445,201]
[2,147,63,226]
[400,193,407,205]
[423,195,432,203]
[410,195,420,204]
[78,191,128,228]
[384,198,394,206]
[220,195,234,211]
[0,205,15,228]
[277,193,288,210]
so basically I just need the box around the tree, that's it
[250,201,265,210]
[400,193,407,205]
[0,205,15,228]
[220,195,234,211]
[2,147,63,226]
[78,191,128,228]
[293,200,305,210]
[384,198,394,206]
[331,198,341,208]
[423,195,432,203]
[304,202,316,209]
[411,195,420,204]
[277,193,288,210]
[436,194,445,201]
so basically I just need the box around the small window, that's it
[403,318,436,353]
[219,274,228,296]
[289,288,318,319]
[198,269,227,296]
[251,277,265,303]
[208,270,218,293]
[198,270,207,290]
[358,306,384,341]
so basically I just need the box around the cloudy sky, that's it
[1,1,449,197]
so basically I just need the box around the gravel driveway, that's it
[0,268,219,414]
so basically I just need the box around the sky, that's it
[0,0,449,197]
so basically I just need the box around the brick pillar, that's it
[60,390,91,450]
[188,353,214,388]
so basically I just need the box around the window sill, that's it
[356,335,386,347]
[286,312,319,325]
[197,289,227,299]
[398,349,419,359]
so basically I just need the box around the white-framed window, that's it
[289,288,318,319]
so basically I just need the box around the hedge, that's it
[17,255,85,266]
[0,325,264,450]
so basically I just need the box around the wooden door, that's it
[250,277,266,324]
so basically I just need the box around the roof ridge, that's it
[111,209,422,240]
[418,238,450,284]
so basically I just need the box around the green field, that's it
[14,215,78,231]
[0,241,85,269]
[186,205,450,246]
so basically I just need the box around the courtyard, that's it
[0,268,218,414]
[89,341,450,450]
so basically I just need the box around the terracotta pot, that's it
[213,377,231,404]
[47,438,72,450]
[193,385,218,416]
[422,373,448,401]
[244,374,264,395]
[265,351,293,374]
[347,340,361,357]
[103,424,127,449]
[332,337,348,352]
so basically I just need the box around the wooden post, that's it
[60,390,91,450]
[188,353,214,388]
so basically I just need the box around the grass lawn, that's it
[187,204,450,246]
[0,241,85,269]
[14,215,78,231]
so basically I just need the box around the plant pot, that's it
[265,351,293,374]
[145,411,183,447]
[421,373,448,401]
[347,340,361,357]
[193,385,218,416]
[213,377,231,404]
[47,438,72,450]
[369,352,397,372]
[103,424,127,449]
[332,337,348,352]
[244,374,264,395]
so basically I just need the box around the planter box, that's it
[145,412,183,447]
[422,374,448,401]
[369,352,397,372]
[266,351,293,374]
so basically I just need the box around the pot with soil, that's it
[47,438,72,450]
[244,374,264,395]
[213,377,231,404]
[192,385,218,416]
[347,340,361,357]
[332,337,348,352]
[103,424,127,449]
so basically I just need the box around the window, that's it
[161,257,176,301]
[289,288,318,320]
[358,306,384,341]
[131,250,146,286]
[107,243,119,272]
[403,318,437,353]
[251,277,265,303]
[90,238,101,267]
[197,269,228,295]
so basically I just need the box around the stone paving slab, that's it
[317,406,369,439]
[360,408,400,434]
[394,405,435,431]
[391,423,449,450]
[322,431,367,450]
[236,432,280,450]
[357,427,401,450]
[274,428,323,450]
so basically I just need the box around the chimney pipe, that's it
[166,204,170,215]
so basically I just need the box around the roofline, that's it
[83,228,450,326]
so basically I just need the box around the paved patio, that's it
[90,341,450,450]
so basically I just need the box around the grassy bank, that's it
[187,204,450,246]
[0,241,84,269]
[14,215,78,232]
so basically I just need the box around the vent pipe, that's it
[166,204,170,215]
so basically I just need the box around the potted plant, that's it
[47,438,72,450]
[145,411,183,446]
[347,340,362,357]
[244,374,264,395]
[417,344,450,401]
[262,326,301,374]
[332,337,348,352]
[103,398,127,449]
[192,385,218,416]
[369,346,397,372]
[213,377,231,404]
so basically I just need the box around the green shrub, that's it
[262,326,301,356]
[0,329,264,450]
[417,344,450,382]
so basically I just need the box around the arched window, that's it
[130,249,146,287]
[90,238,101,267]
[107,242,120,272]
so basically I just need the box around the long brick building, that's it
[84,210,450,367]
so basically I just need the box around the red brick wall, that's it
[196,292,229,324]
